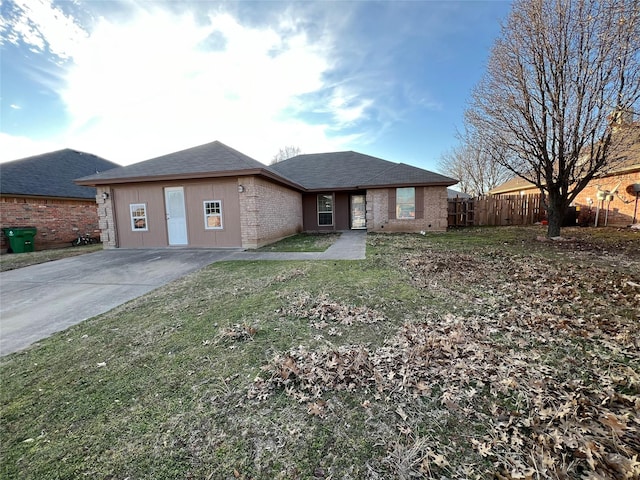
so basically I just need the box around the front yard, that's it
[1,227,638,479]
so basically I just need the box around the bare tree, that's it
[271,146,302,164]
[438,130,510,197]
[467,0,640,237]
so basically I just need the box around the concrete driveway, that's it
[0,232,366,357]
[0,249,237,356]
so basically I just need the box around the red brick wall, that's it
[502,170,640,226]
[0,196,100,252]
[572,172,640,225]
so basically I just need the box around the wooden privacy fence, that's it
[448,194,545,227]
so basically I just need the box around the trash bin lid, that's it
[2,227,36,235]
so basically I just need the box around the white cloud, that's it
[10,104,21,110]
[3,0,87,59]
[54,7,364,164]
[328,87,374,126]
[0,3,377,164]
[0,132,64,161]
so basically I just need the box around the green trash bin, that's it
[2,227,37,253]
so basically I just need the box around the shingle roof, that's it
[447,189,471,199]
[608,122,640,171]
[0,149,119,199]
[489,176,536,195]
[76,142,457,191]
[270,151,457,190]
[76,141,274,185]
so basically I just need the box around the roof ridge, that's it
[3,148,112,164]
[213,140,264,168]
[360,161,402,184]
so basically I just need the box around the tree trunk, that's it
[546,190,566,237]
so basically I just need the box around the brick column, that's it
[96,187,117,248]
[238,177,259,249]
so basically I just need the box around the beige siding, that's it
[113,184,167,248]
[239,176,302,248]
[367,186,449,232]
[109,179,243,248]
[185,179,242,247]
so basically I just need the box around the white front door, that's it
[165,187,188,245]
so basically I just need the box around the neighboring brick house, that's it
[447,189,471,199]
[489,122,640,226]
[75,141,457,249]
[0,149,120,252]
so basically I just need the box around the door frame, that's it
[164,186,189,245]
[350,194,367,230]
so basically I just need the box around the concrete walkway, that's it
[229,229,366,261]
[0,231,366,356]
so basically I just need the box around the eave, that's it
[302,181,458,193]
[490,162,640,195]
[75,168,306,192]
[0,193,97,202]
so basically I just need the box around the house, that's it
[489,122,640,226]
[447,189,471,199]
[0,149,120,251]
[75,141,457,249]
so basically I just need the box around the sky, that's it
[0,0,512,171]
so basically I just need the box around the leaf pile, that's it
[276,292,384,333]
[252,240,640,479]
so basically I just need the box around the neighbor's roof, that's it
[489,176,538,195]
[608,122,640,172]
[0,149,120,199]
[270,151,457,190]
[447,188,472,199]
[490,122,640,195]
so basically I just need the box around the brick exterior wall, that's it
[0,195,100,252]
[503,170,640,226]
[95,187,117,248]
[573,172,640,225]
[238,177,303,249]
[366,186,449,232]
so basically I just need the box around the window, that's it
[317,194,333,226]
[204,200,223,229]
[130,203,148,231]
[396,187,415,219]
